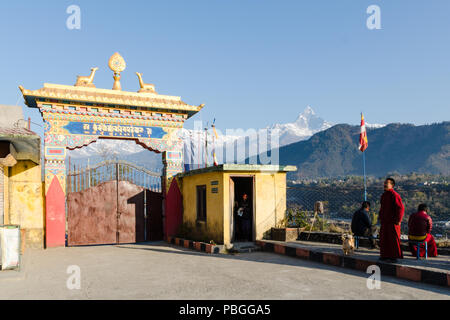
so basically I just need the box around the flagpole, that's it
[363,150,367,201]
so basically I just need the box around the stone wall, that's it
[298,231,346,245]
[298,231,376,247]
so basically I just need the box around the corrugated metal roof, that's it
[0,126,39,137]
[0,127,40,164]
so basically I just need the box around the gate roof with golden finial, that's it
[19,53,204,119]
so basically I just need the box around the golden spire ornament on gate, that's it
[108,52,126,90]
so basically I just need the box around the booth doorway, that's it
[230,176,254,242]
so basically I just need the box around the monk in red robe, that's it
[408,203,438,257]
[379,178,404,262]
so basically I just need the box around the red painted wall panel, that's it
[164,179,182,239]
[45,177,66,247]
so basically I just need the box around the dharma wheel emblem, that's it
[108,52,126,90]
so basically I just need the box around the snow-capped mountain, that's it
[69,139,145,158]
[268,106,332,146]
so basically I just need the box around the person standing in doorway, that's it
[236,193,251,241]
[379,178,405,262]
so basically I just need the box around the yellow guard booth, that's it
[177,164,297,246]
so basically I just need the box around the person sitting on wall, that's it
[351,201,378,249]
[235,193,251,241]
[408,203,438,257]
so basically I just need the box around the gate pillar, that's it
[162,150,184,192]
[162,133,184,193]
[43,146,67,247]
[162,146,183,239]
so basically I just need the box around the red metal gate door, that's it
[67,181,118,246]
[116,181,146,244]
[67,160,162,246]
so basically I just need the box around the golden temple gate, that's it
[20,53,203,247]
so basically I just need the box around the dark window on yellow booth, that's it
[196,185,207,221]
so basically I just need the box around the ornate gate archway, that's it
[20,53,203,247]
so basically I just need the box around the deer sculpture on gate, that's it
[75,67,98,87]
[135,72,156,93]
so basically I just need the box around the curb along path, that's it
[256,240,450,288]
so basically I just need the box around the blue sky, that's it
[1,0,449,136]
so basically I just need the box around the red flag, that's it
[359,113,368,152]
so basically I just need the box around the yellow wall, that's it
[7,160,45,248]
[254,172,286,241]
[180,170,287,246]
[180,172,225,244]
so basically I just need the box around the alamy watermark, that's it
[66,5,81,30]
[66,265,81,290]
[367,5,381,30]
[366,265,381,289]
[181,120,280,168]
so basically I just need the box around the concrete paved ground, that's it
[0,242,448,299]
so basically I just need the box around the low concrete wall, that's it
[298,231,450,256]
[271,228,304,242]
[256,240,450,288]
[298,231,345,245]
[167,236,224,254]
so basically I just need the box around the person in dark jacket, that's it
[235,193,252,241]
[351,201,377,248]
[408,203,438,257]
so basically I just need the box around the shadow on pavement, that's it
[115,242,450,296]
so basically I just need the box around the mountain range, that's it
[273,121,450,179]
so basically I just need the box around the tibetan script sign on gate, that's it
[63,121,168,139]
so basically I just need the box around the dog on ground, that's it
[342,233,355,256]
